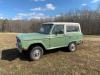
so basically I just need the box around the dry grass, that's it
[0,33,100,75]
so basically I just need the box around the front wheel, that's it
[68,42,77,52]
[30,46,43,61]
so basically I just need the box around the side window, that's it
[66,26,79,32]
[52,25,64,34]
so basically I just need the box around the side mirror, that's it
[54,31,63,35]
[54,31,59,35]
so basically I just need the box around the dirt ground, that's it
[0,33,100,75]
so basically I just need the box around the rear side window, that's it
[66,26,79,32]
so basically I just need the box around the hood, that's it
[17,33,47,41]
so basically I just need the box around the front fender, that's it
[21,39,49,50]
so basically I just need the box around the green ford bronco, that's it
[16,22,83,61]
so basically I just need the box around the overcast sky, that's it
[0,0,100,20]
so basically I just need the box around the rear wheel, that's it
[30,46,44,61]
[68,42,77,52]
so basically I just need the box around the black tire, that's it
[29,46,44,61]
[68,42,77,52]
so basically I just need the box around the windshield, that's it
[39,24,53,34]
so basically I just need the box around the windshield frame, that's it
[39,24,53,34]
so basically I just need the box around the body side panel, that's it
[21,38,50,50]
[65,32,83,46]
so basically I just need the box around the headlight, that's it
[16,37,22,49]
[16,37,21,43]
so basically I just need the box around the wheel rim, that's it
[70,43,76,51]
[31,49,41,60]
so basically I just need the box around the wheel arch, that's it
[68,41,77,46]
[28,43,46,51]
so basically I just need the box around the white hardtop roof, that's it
[44,22,80,25]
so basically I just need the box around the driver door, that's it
[49,25,66,48]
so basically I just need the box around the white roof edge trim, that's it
[43,22,80,25]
